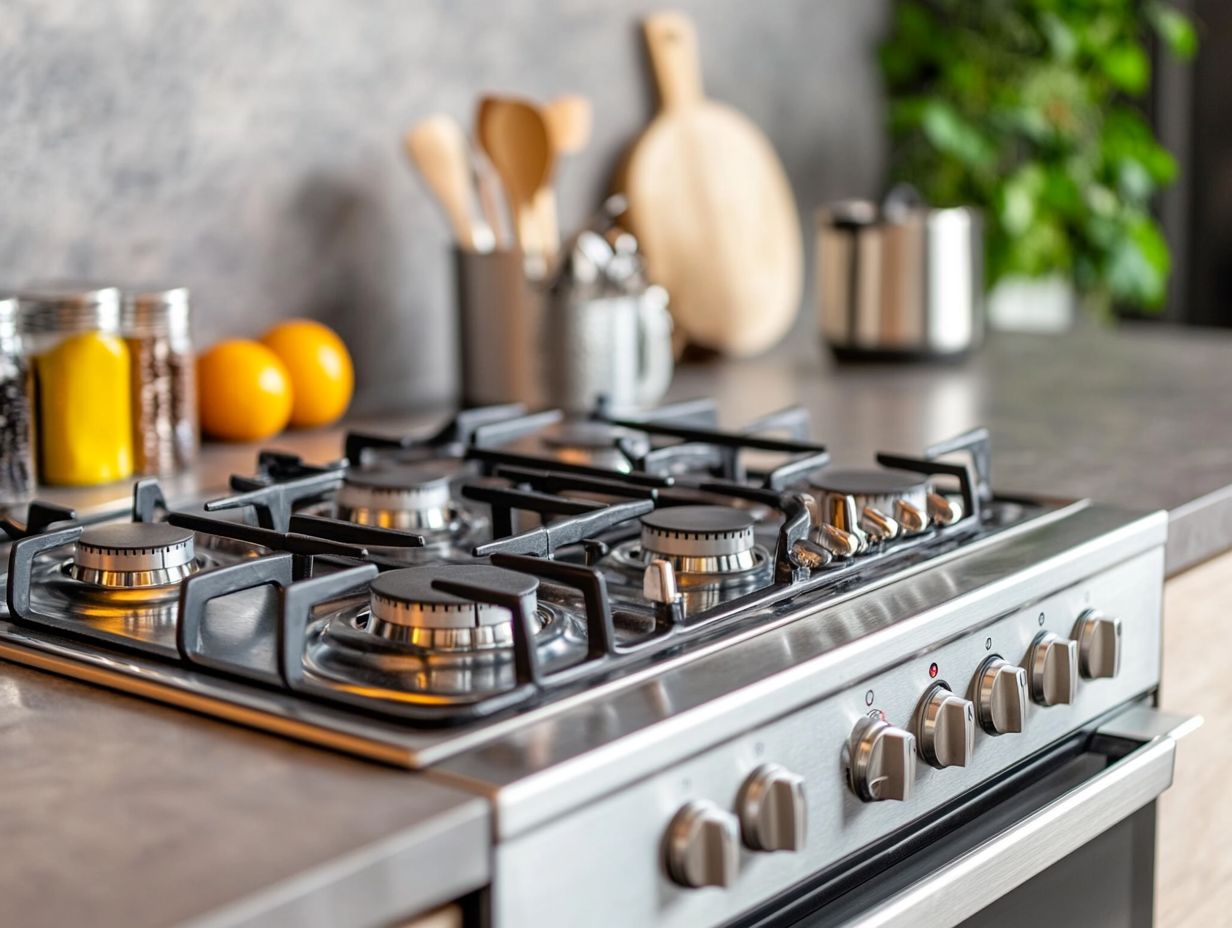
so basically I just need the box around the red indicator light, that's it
[928,662,939,679]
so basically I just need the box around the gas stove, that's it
[0,399,1192,928]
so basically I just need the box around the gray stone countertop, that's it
[0,663,488,928]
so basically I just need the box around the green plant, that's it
[880,0,1197,312]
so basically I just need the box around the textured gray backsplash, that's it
[0,0,887,412]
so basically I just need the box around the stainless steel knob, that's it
[915,683,975,768]
[738,764,807,852]
[1029,632,1078,706]
[822,493,869,552]
[975,656,1029,735]
[817,523,862,559]
[789,538,832,571]
[643,559,679,604]
[847,717,916,802]
[665,801,740,889]
[859,506,899,543]
[894,499,927,534]
[1074,610,1122,680]
[927,492,963,527]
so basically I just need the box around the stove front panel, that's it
[489,544,1165,928]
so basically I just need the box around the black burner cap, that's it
[809,468,925,496]
[344,463,452,491]
[541,421,651,453]
[370,564,539,607]
[641,505,755,536]
[78,522,195,552]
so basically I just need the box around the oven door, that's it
[738,706,1199,928]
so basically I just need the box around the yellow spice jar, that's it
[18,285,133,486]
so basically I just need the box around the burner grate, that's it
[0,413,1010,731]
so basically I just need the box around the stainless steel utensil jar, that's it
[454,248,674,412]
[816,201,983,360]
[544,284,674,414]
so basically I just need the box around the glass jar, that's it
[18,285,133,486]
[121,286,198,474]
[0,295,35,501]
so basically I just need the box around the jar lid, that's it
[17,283,122,335]
[121,285,190,336]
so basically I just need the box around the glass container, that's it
[18,285,133,486]
[0,295,35,501]
[121,286,198,474]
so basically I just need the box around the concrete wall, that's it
[0,0,888,411]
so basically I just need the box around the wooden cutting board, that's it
[618,11,803,357]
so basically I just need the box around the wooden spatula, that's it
[477,96,554,257]
[404,114,492,251]
[536,94,593,255]
[617,11,803,356]
[544,94,593,155]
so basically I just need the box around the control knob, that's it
[665,801,740,888]
[1074,610,1122,680]
[847,717,916,802]
[915,683,975,768]
[975,656,1029,735]
[1029,632,1078,706]
[737,764,807,852]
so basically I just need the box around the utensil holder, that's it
[454,248,674,412]
[454,248,548,407]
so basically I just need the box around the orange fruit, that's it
[260,319,354,428]
[197,340,293,442]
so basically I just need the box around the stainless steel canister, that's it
[816,200,983,360]
[543,285,673,414]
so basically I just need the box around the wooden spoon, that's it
[535,94,593,254]
[404,114,492,251]
[544,94,593,155]
[477,96,554,256]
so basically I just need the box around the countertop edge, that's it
[179,790,490,928]
[1165,485,1232,576]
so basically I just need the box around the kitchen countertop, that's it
[5,321,1231,927]
[0,662,489,928]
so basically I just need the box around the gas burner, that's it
[533,421,651,473]
[610,505,771,587]
[335,464,456,532]
[809,468,930,539]
[68,523,200,590]
[302,563,589,702]
[366,565,544,652]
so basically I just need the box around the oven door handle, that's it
[837,706,1201,928]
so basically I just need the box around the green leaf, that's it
[999,164,1045,235]
[1105,217,1171,307]
[1084,184,1118,218]
[1149,4,1198,60]
[919,100,997,169]
[1116,158,1155,202]
[1098,42,1150,95]
[1040,12,1078,62]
